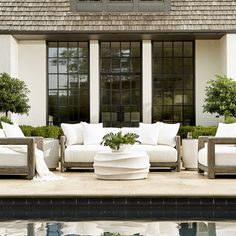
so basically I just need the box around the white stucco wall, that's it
[18,40,46,126]
[195,40,224,126]
[142,40,152,123]
[89,40,100,123]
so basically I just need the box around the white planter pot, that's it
[182,139,198,169]
[43,138,59,170]
[111,144,131,153]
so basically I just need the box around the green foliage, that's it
[20,125,62,139]
[178,126,217,139]
[0,73,30,115]
[224,116,236,124]
[100,132,139,150]
[203,75,236,118]
[0,116,12,128]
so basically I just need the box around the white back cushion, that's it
[158,122,180,147]
[121,127,139,136]
[103,127,121,135]
[215,122,236,137]
[1,122,25,138]
[0,129,5,138]
[82,122,104,145]
[61,123,83,146]
[139,123,160,145]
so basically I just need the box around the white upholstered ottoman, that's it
[93,151,150,180]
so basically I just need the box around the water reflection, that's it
[0,221,236,236]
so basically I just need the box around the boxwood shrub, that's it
[178,126,217,139]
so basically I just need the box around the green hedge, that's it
[0,116,12,128]
[178,126,217,139]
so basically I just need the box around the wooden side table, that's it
[93,151,150,180]
[182,139,198,170]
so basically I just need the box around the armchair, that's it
[198,136,236,178]
[0,137,43,179]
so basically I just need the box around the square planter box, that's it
[44,138,59,170]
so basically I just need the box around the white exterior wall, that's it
[18,41,46,126]
[89,40,100,123]
[195,40,224,126]
[142,40,152,123]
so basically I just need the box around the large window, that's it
[71,0,170,12]
[100,42,142,127]
[152,41,195,125]
[47,42,89,125]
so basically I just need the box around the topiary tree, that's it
[0,73,30,116]
[203,75,236,120]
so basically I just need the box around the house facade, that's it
[0,0,236,127]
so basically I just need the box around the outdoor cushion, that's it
[82,122,104,145]
[215,122,236,137]
[157,122,180,147]
[65,145,110,162]
[121,127,139,136]
[1,122,25,138]
[0,129,5,138]
[61,123,83,146]
[130,144,177,163]
[0,147,27,166]
[103,127,121,135]
[139,123,160,145]
[198,146,236,166]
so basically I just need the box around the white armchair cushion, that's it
[198,146,236,166]
[61,123,83,146]
[215,122,236,137]
[157,122,180,147]
[139,123,160,145]
[121,127,139,136]
[82,122,104,145]
[1,122,25,138]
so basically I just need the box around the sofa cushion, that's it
[215,122,236,137]
[0,147,27,166]
[103,127,121,135]
[130,144,177,163]
[198,146,236,167]
[157,122,180,147]
[139,123,160,145]
[0,129,5,138]
[121,127,139,136]
[65,145,110,162]
[61,123,83,146]
[82,122,104,145]
[1,122,25,138]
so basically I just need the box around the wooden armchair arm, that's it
[32,136,44,151]
[198,136,210,151]
[60,136,66,171]
[0,137,36,178]
[175,135,181,171]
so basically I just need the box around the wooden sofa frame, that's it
[0,137,43,180]
[60,135,181,172]
[198,136,236,179]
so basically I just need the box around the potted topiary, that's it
[100,131,139,152]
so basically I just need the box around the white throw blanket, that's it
[8,145,64,181]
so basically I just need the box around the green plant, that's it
[0,73,30,116]
[0,116,12,128]
[178,126,217,139]
[100,132,139,151]
[203,75,236,119]
[20,125,34,136]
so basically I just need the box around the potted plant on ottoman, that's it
[100,131,139,152]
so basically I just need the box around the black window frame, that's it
[152,40,195,125]
[47,41,90,126]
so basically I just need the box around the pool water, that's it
[0,221,236,236]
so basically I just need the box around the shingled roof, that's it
[0,0,236,33]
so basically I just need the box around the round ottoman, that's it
[93,151,150,180]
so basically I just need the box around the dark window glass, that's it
[100,42,141,127]
[47,42,89,125]
[152,41,194,125]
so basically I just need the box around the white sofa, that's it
[60,123,181,172]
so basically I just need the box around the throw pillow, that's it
[61,123,83,146]
[0,129,5,138]
[215,122,236,137]
[1,122,25,138]
[82,122,104,145]
[158,122,180,147]
[139,122,160,145]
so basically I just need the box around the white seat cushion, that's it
[65,145,111,162]
[198,146,236,167]
[130,144,177,163]
[0,147,27,166]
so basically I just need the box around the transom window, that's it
[100,42,142,127]
[71,0,170,12]
[47,42,89,125]
[152,41,195,125]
